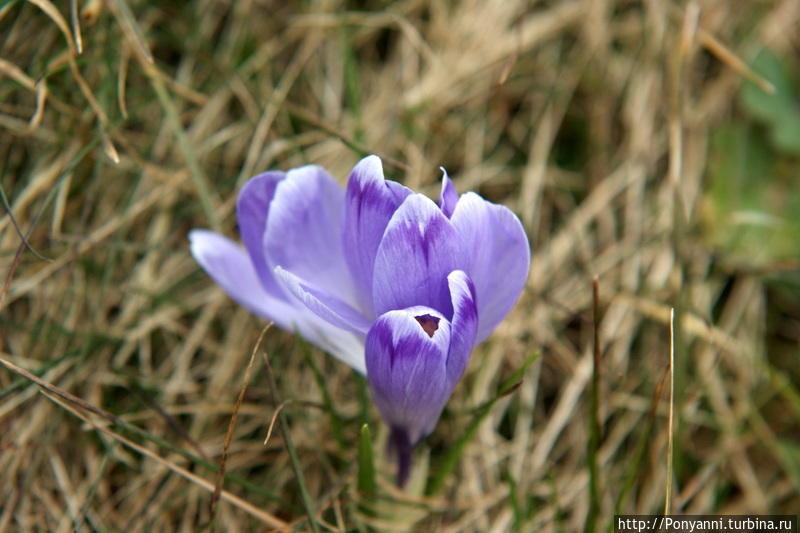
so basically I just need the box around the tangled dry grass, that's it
[2,0,799,531]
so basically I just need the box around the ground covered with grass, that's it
[2,0,799,531]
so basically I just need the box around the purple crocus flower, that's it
[190,155,529,485]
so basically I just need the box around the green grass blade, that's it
[356,373,370,424]
[263,354,320,533]
[357,423,377,520]
[339,22,363,144]
[148,73,220,233]
[504,468,524,532]
[610,367,669,530]
[498,351,542,396]
[299,338,346,449]
[586,279,602,533]
[426,351,540,495]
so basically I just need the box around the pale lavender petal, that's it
[274,266,372,335]
[438,167,458,218]
[450,192,530,342]
[343,155,412,315]
[236,171,287,300]
[190,230,366,373]
[365,307,452,446]
[264,165,359,307]
[372,194,462,317]
[189,230,295,329]
[444,270,478,387]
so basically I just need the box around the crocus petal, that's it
[236,171,288,300]
[365,306,452,446]
[190,229,366,373]
[438,167,458,218]
[190,230,295,329]
[444,270,478,387]
[343,155,412,314]
[264,165,359,307]
[450,192,530,341]
[372,194,462,317]
[274,266,372,335]
[298,321,366,375]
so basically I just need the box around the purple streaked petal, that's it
[189,230,365,370]
[450,192,530,342]
[274,266,372,335]
[438,167,458,218]
[365,307,452,446]
[236,171,288,300]
[343,155,412,315]
[372,194,461,317]
[444,270,478,387]
[264,165,359,308]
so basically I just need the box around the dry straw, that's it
[1,0,798,530]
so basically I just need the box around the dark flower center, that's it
[414,314,440,338]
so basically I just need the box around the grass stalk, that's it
[585,277,602,532]
[262,352,321,533]
[664,309,675,515]
[148,72,221,232]
[357,423,377,521]
[426,351,540,496]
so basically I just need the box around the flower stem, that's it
[389,427,413,488]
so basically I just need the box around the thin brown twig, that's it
[0,187,51,262]
[0,356,127,426]
[209,324,271,524]
[40,389,289,529]
[0,354,289,529]
[132,385,209,462]
[0,188,53,311]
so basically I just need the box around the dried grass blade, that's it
[24,81,48,134]
[69,0,82,53]
[26,0,77,54]
[0,27,51,132]
[107,0,153,64]
[210,324,270,523]
[699,30,775,93]
[118,44,130,119]
[666,3,774,93]
[263,400,290,447]
[0,57,37,90]
[26,0,119,161]
[0,355,289,529]
[40,391,288,529]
